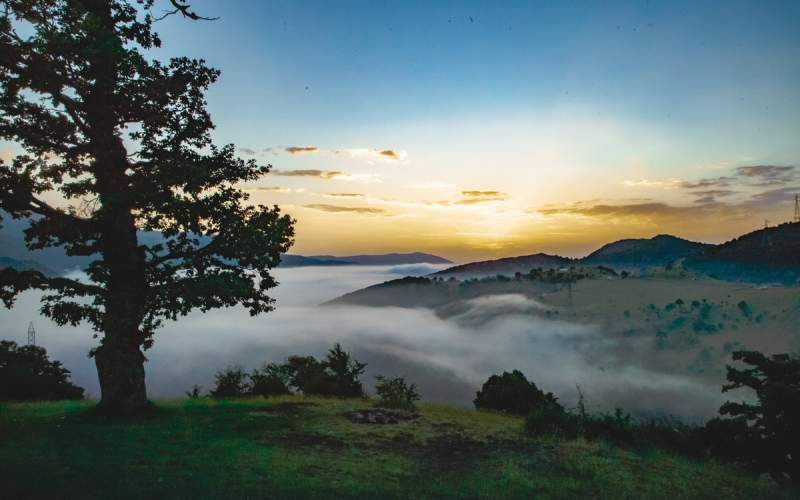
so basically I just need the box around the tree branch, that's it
[155,1,219,21]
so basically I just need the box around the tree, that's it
[707,350,800,486]
[0,1,294,414]
[474,370,558,415]
[0,340,84,401]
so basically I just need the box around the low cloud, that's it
[322,193,365,199]
[378,150,400,160]
[461,190,505,198]
[735,165,796,186]
[688,189,738,204]
[678,177,737,189]
[285,146,319,154]
[272,170,381,182]
[304,204,385,214]
[238,147,257,156]
[537,201,738,222]
[243,186,305,194]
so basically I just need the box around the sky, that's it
[6,0,800,262]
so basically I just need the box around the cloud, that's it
[623,179,683,189]
[336,148,407,161]
[238,147,257,156]
[322,193,365,198]
[243,186,305,194]
[272,170,382,183]
[304,204,386,214]
[461,190,505,198]
[688,189,738,204]
[537,201,738,222]
[677,177,737,189]
[735,165,796,186]
[285,146,319,154]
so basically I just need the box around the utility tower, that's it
[27,322,36,346]
[794,194,799,223]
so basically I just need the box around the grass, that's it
[0,396,793,499]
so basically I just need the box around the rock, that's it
[348,408,419,425]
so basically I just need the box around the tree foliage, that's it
[0,340,84,400]
[374,375,420,411]
[0,0,294,412]
[474,370,557,415]
[707,350,800,486]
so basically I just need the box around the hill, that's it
[309,252,452,265]
[0,256,54,275]
[279,255,356,267]
[0,397,790,499]
[582,234,708,268]
[684,222,800,284]
[433,253,571,278]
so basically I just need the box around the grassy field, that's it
[0,396,793,499]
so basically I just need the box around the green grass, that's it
[0,396,792,499]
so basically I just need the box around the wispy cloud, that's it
[461,190,506,198]
[735,165,796,186]
[409,182,455,190]
[336,148,407,161]
[623,179,683,189]
[303,204,385,214]
[285,146,319,154]
[678,177,737,189]
[322,192,365,198]
[242,186,305,193]
[272,169,382,183]
[238,147,257,156]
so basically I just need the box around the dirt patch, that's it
[348,408,420,425]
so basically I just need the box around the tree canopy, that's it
[0,0,294,413]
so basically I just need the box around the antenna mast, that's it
[27,322,36,346]
[794,194,800,223]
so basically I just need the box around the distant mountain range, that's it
[0,214,451,274]
[433,223,800,285]
[280,252,451,267]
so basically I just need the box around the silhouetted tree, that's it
[0,340,84,400]
[707,350,800,486]
[210,365,249,398]
[284,344,366,397]
[249,362,291,397]
[474,370,557,415]
[0,1,294,414]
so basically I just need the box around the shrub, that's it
[285,344,366,398]
[706,350,800,486]
[0,340,84,401]
[474,370,557,415]
[250,362,291,397]
[374,375,420,411]
[185,385,204,399]
[525,399,574,435]
[210,365,250,398]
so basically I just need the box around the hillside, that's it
[583,234,708,268]
[0,256,54,275]
[0,397,790,499]
[310,252,452,265]
[433,253,571,278]
[280,254,355,267]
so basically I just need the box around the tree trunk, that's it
[94,341,147,415]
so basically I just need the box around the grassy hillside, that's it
[0,396,792,499]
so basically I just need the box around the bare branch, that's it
[155,1,219,22]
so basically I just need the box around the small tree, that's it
[374,375,420,411]
[284,344,366,398]
[0,340,84,401]
[474,370,557,415]
[249,362,291,397]
[707,350,800,486]
[0,1,294,415]
[210,365,249,398]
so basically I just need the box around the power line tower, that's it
[794,194,799,223]
[27,321,36,346]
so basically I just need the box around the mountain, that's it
[280,255,356,267]
[307,252,452,266]
[683,222,800,284]
[582,234,709,268]
[0,256,54,275]
[432,253,571,278]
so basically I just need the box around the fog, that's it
[1,265,726,421]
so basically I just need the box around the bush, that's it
[0,340,84,401]
[285,344,366,398]
[185,385,204,399]
[250,362,291,397]
[474,370,557,415]
[525,399,573,435]
[374,375,420,411]
[210,365,250,398]
[706,350,800,486]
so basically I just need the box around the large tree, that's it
[0,0,294,414]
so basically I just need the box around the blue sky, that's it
[6,0,800,260]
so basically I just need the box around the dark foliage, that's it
[374,375,420,411]
[210,365,249,398]
[285,344,366,398]
[707,350,800,486]
[249,362,291,397]
[474,370,558,415]
[0,340,84,401]
[0,0,294,413]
